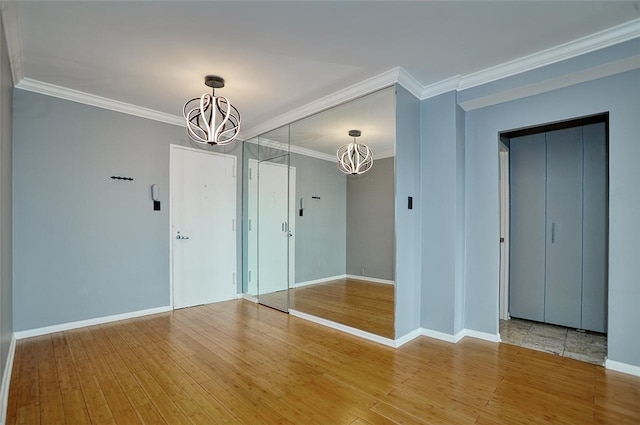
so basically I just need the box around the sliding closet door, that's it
[509,133,546,322]
[545,127,583,329]
[582,122,607,332]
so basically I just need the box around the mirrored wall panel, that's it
[244,126,293,312]
[244,86,396,337]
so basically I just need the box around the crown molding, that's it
[289,144,336,162]
[459,18,640,90]
[420,75,462,99]
[248,136,396,162]
[241,67,404,141]
[15,78,184,126]
[459,54,640,111]
[396,67,424,99]
[247,137,336,162]
[0,1,24,85]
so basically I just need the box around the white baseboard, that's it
[285,312,502,350]
[418,327,501,344]
[419,328,464,343]
[344,274,395,285]
[0,334,16,425]
[14,305,172,339]
[294,274,346,288]
[605,359,640,377]
[294,274,395,288]
[394,328,423,347]
[462,329,502,343]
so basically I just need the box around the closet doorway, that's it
[499,114,609,364]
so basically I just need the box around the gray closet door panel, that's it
[545,127,583,328]
[582,122,608,332]
[509,133,546,322]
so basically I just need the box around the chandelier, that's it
[337,130,373,175]
[183,75,241,145]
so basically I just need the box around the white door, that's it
[171,145,237,309]
[253,160,295,296]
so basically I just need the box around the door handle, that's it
[551,222,555,244]
[176,231,190,240]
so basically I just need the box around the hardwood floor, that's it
[7,300,640,424]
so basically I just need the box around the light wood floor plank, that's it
[7,300,640,424]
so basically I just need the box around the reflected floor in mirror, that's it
[257,278,395,339]
[291,278,394,339]
[257,290,289,313]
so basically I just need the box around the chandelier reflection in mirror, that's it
[337,130,373,175]
[183,75,241,145]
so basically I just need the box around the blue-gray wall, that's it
[290,153,346,283]
[0,11,14,388]
[420,91,465,335]
[13,90,243,331]
[346,156,394,281]
[395,84,421,338]
[463,69,640,367]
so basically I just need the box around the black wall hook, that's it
[111,176,133,181]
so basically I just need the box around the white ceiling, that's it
[9,1,640,144]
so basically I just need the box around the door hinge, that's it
[232,219,236,231]
[232,164,236,178]
[232,272,236,286]
[248,219,252,231]
[249,168,253,180]
[248,270,252,282]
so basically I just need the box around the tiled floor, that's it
[499,318,607,365]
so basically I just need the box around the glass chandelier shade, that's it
[337,130,373,175]
[183,75,241,146]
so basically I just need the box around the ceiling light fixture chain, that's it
[183,75,241,145]
[337,129,373,175]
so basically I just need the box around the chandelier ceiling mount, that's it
[183,75,241,146]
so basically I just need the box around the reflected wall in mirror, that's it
[244,86,396,338]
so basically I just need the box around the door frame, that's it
[498,114,610,332]
[499,143,510,320]
[169,144,238,309]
